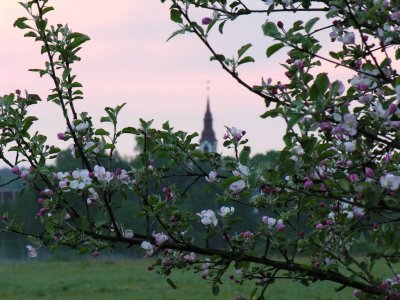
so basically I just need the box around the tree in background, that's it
[1,0,400,299]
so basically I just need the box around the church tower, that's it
[199,86,217,153]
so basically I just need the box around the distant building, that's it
[0,189,18,202]
[199,97,217,153]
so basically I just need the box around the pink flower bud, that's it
[92,250,100,257]
[320,122,332,132]
[202,17,212,25]
[353,289,361,298]
[37,198,45,206]
[284,71,292,78]
[277,223,285,232]
[2,212,8,223]
[348,173,359,183]
[57,132,65,140]
[15,89,21,96]
[304,178,313,189]
[389,103,398,114]
[11,166,20,175]
[36,208,46,217]
[116,168,122,176]
[162,187,171,194]
[263,185,271,194]
[293,59,305,70]
[380,279,391,289]
[20,170,30,180]
[365,167,374,178]
[277,21,284,29]
[325,219,334,225]
[316,223,324,230]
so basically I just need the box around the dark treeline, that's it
[0,149,279,260]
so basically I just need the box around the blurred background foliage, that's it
[0,149,279,260]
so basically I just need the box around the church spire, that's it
[200,81,217,153]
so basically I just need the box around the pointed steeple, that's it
[200,82,217,153]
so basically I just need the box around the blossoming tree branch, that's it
[1,0,400,298]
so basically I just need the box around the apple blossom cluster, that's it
[54,165,135,193]
[26,244,38,258]
[377,274,400,299]
[229,163,249,194]
[262,215,285,232]
[11,165,31,180]
[223,126,246,142]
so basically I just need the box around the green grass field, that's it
[0,259,376,300]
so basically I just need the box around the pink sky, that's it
[0,1,356,163]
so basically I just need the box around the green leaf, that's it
[212,285,220,296]
[329,51,340,60]
[237,56,255,66]
[170,9,183,23]
[266,43,284,57]
[239,146,251,165]
[166,278,177,289]
[210,54,226,61]
[250,288,259,299]
[316,73,329,94]
[262,21,280,38]
[35,19,47,31]
[237,43,252,58]
[260,108,282,119]
[309,84,319,102]
[95,128,110,136]
[121,127,138,134]
[42,6,54,15]
[396,48,400,60]
[13,17,29,29]
[338,178,350,192]
[220,176,242,189]
[66,33,90,51]
[305,17,319,34]
[287,113,303,129]
[100,116,112,123]
[24,31,37,38]
[166,28,186,41]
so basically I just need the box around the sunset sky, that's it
[0,1,352,163]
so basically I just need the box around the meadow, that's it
[0,259,365,300]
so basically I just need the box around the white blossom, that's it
[153,232,169,245]
[229,179,246,194]
[380,174,400,190]
[344,141,356,152]
[219,206,235,217]
[339,31,355,44]
[196,209,218,227]
[205,170,218,183]
[141,241,154,256]
[75,121,89,132]
[26,244,38,258]
[233,164,250,178]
